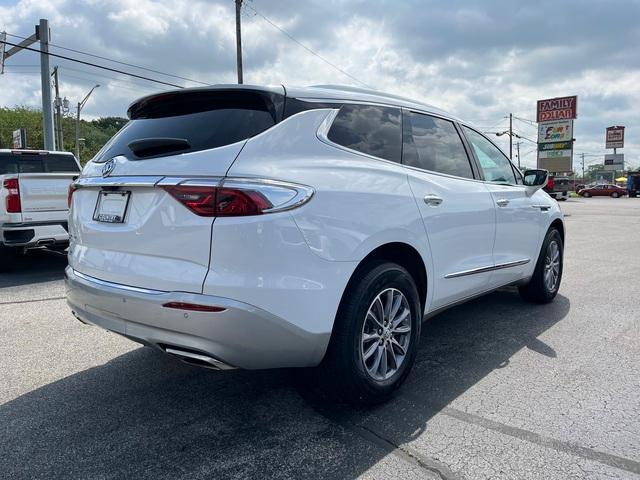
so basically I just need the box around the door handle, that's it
[496,198,509,207]
[532,204,551,211]
[423,194,443,206]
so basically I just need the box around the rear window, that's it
[0,153,80,174]
[327,104,402,163]
[93,90,281,162]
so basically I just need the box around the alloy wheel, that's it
[360,288,412,381]
[543,240,561,292]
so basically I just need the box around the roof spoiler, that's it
[126,85,287,121]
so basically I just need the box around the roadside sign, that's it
[604,153,624,171]
[605,126,624,149]
[538,149,572,172]
[536,96,578,122]
[538,120,573,144]
[538,141,573,151]
[12,128,26,148]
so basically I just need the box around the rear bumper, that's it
[1,221,69,247]
[65,267,329,369]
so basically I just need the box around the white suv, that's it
[66,85,564,403]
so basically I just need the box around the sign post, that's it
[536,96,577,173]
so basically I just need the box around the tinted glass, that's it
[43,155,80,172]
[462,127,517,184]
[402,112,473,178]
[94,92,278,162]
[327,104,402,163]
[0,153,79,174]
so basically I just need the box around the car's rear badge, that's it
[102,159,116,178]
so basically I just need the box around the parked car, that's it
[543,175,569,201]
[0,149,80,269]
[66,85,564,404]
[578,184,627,197]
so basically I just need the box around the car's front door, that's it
[402,110,496,309]
[461,126,545,287]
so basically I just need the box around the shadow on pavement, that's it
[0,248,68,288]
[0,288,570,479]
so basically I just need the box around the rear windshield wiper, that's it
[127,137,191,158]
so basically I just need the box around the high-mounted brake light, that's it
[3,178,21,213]
[161,179,313,217]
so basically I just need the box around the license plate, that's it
[93,191,131,223]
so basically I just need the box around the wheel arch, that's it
[342,242,429,316]
[550,218,565,243]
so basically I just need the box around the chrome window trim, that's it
[444,259,530,279]
[317,108,491,185]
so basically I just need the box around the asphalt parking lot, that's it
[1,197,639,480]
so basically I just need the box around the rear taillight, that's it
[3,178,21,213]
[161,179,313,217]
[67,183,78,208]
[547,177,555,190]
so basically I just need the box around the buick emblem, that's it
[102,159,116,178]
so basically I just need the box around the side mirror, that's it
[523,169,548,194]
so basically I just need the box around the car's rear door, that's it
[460,126,543,287]
[402,110,496,309]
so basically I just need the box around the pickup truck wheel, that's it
[519,228,563,304]
[315,262,421,405]
[0,245,16,272]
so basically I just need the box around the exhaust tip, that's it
[163,346,235,370]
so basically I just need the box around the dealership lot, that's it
[1,197,639,480]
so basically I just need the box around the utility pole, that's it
[581,153,585,181]
[515,141,521,169]
[235,0,243,84]
[38,19,55,150]
[509,113,513,160]
[52,66,63,150]
[75,84,100,162]
[1,19,55,150]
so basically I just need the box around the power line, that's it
[4,32,209,87]
[244,3,371,88]
[1,39,184,88]
[59,65,173,92]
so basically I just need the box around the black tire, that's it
[519,228,563,304]
[611,192,620,198]
[581,191,591,197]
[0,244,16,272]
[315,261,421,405]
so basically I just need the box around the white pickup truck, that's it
[0,149,80,269]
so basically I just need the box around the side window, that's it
[462,126,517,184]
[327,104,402,163]
[402,111,474,179]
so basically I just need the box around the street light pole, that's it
[235,0,243,84]
[75,84,99,162]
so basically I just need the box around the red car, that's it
[578,184,627,198]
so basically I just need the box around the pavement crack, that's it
[0,296,66,306]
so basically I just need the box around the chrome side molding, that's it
[445,259,530,279]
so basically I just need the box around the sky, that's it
[1,0,639,170]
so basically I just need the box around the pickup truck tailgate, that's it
[18,173,75,222]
